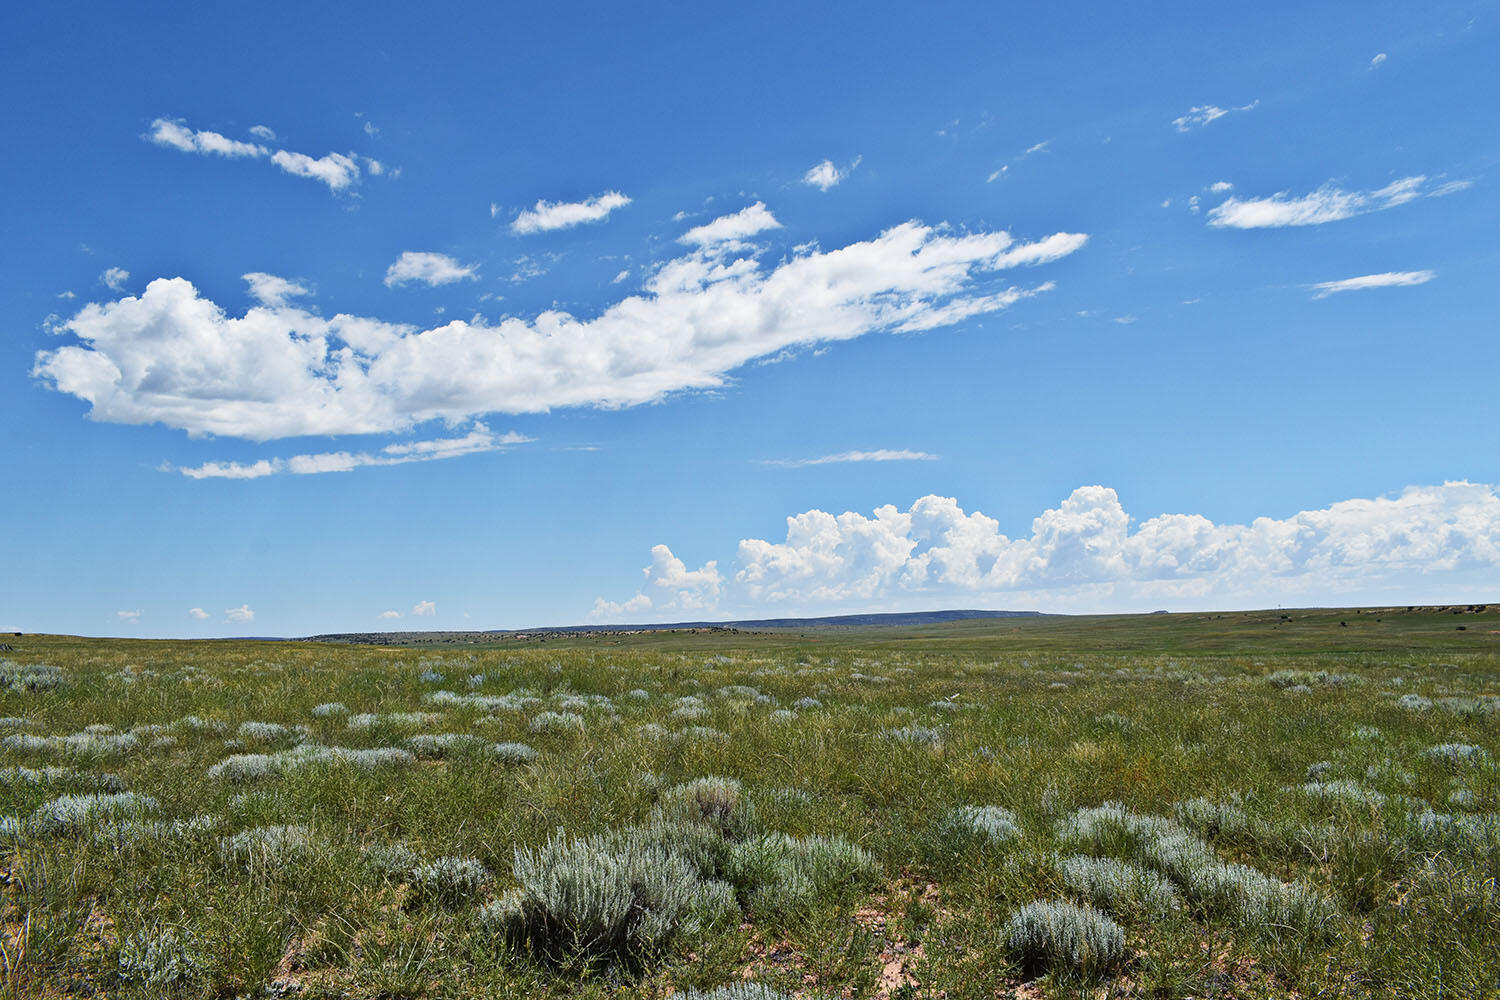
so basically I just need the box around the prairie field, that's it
[1,608,1498,999]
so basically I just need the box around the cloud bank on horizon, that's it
[592,482,1500,620]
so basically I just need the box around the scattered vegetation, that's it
[1,610,1497,996]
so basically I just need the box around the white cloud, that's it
[1208,181,1233,193]
[269,150,360,191]
[147,119,269,158]
[802,156,860,191]
[249,125,277,140]
[594,482,1500,616]
[761,449,939,467]
[1310,270,1435,298]
[380,610,401,619]
[510,192,631,234]
[1025,141,1049,155]
[384,252,477,288]
[412,600,436,617]
[188,607,209,619]
[58,291,76,299]
[116,610,141,621]
[1371,52,1388,68]
[243,272,311,308]
[38,212,1087,441]
[590,593,653,621]
[1207,175,1451,228]
[225,604,255,624]
[1172,101,1258,132]
[174,424,530,479]
[147,118,365,192]
[100,267,129,292]
[678,202,781,247]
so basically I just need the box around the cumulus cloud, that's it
[412,600,436,616]
[1310,270,1435,298]
[1371,53,1388,68]
[146,118,368,192]
[802,156,861,191]
[1207,175,1455,228]
[510,192,631,234]
[116,610,141,621]
[1208,181,1233,193]
[593,482,1500,617]
[225,604,255,623]
[383,252,477,287]
[589,545,721,620]
[243,272,311,308]
[100,267,129,292]
[1172,101,1258,132]
[173,424,530,479]
[37,211,1087,441]
[380,610,401,619]
[761,449,939,467]
[188,607,209,619]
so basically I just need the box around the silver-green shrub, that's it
[492,741,538,763]
[0,660,65,693]
[29,791,158,836]
[940,804,1021,849]
[409,856,490,908]
[116,925,206,994]
[407,733,480,758]
[501,828,712,963]
[1002,899,1126,979]
[1060,854,1178,918]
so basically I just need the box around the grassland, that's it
[1,606,1497,998]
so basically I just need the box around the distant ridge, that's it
[301,609,1044,644]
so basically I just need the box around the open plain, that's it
[2,607,1497,999]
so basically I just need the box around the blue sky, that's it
[4,1,1498,636]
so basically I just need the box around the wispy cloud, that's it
[1172,101,1258,132]
[510,192,631,234]
[146,118,373,192]
[986,139,1050,183]
[1310,270,1435,298]
[116,609,141,621]
[224,604,255,624]
[188,607,209,619]
[173,425,531,479]
[802,156,861,191]
[147,119,268,158]
[1370,52,1388,68]
[380,610,401,619]
[760,449,939,468]
[384,251,477,288]
[678,202,782,247]
[411,600,436,617]
[1207,175,1458,228]
[100,267,129,292]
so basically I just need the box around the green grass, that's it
[0,608,1497,998]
